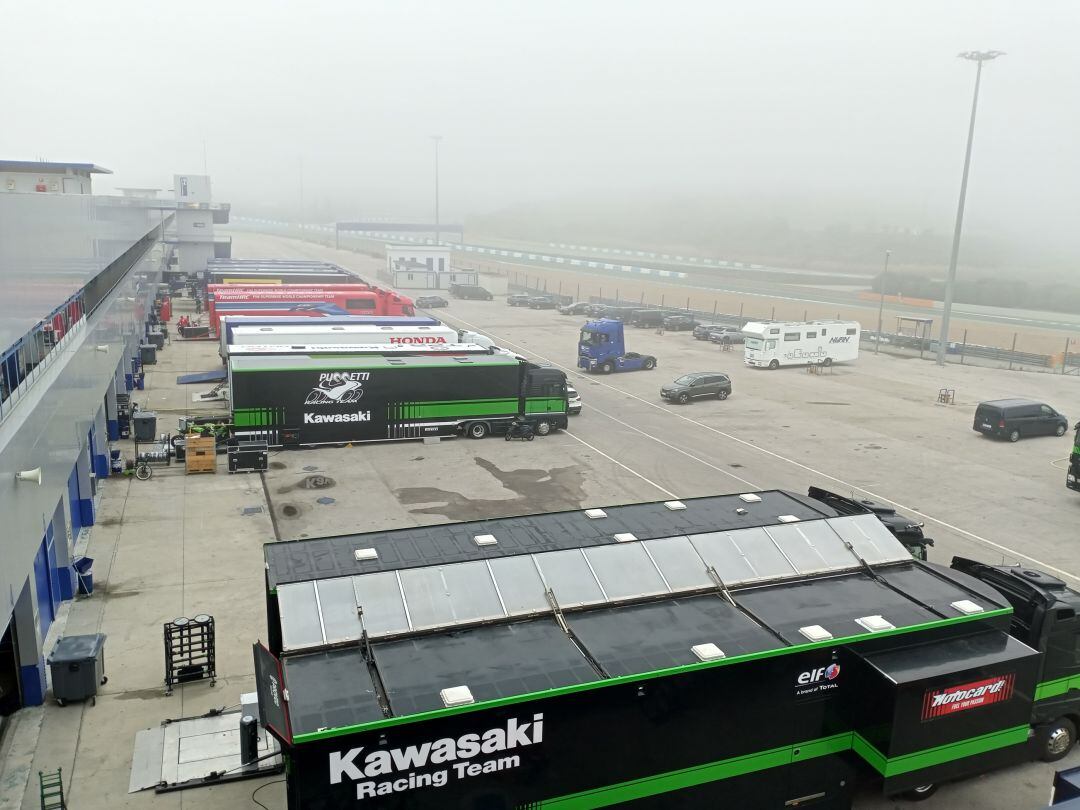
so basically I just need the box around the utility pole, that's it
[431,135,442,244]
[937,50,1004,366]
[875,249,891,354]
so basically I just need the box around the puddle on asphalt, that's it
[396,456,586,520]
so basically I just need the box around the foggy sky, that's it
[3,1,1079,256]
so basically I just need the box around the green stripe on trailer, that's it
[534,727,1027,807]
[396,399,519,419]
[1035,673,1080,701]
[291,607,1011,744]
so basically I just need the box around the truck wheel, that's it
[768,360,779,370]
[535,421,552,436]
[717,390,729,400]
[467,422,489,439]
[643,358,656,370]
[1008,429,1021,443]
[823,357,833,367]
[678,393,690,404]
[900,783,938,801]
[1038,718,1076,761]
[601,362,614,374]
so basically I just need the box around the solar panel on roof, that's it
[764,521,859,574]
[278,582,324,651]
[583,543,669,600]
[828,514,913,564]
[690,527,797,584]
[353,571,410,635]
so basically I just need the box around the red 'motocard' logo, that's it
[921,674,1015,720]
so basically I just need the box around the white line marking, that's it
[444,310,1080,583]
[562,430,676,498]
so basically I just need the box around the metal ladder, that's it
[39,768,66,810]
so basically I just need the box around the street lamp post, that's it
[431,135,442,244]
[937,50,1004,366]
[875,249,891,355]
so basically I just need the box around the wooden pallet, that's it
[185,435,217,474]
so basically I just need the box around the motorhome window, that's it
[769,328,780,335]
[784,333,800,341]
[806,332,817,339]
[346,298,376,310]
[821,329,827,336]
[846,328,857,335]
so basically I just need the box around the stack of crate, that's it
[184,434,216,474]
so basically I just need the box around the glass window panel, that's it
[353,572,410,636]
[316,577,363,643]
[489,556,550,615]
[644,536,712,592]
[534,549,606,607]
[829,514,912,564]
[584,543,668,600]
[690,527,797,585]
[441,561,504,623]
[765,522,859,574]
[399,567,454,630]
[277,582,324,650]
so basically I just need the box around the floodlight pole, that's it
[937,50,1004,366]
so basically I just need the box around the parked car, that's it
[558,302,592,315]
[449,284,493,300]
[528,296,559,310]
[630,309,668,328]
[415,294,448,308]
[507,294,533,307]
[973,399,1068,442]
[708,326,745,345]
[693,323,720,340]
[661,372,732,404]
[662,314,698,331]
[567,385,582,415]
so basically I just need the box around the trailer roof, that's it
[228,343,489,357]
[230,352,519,372]
[265,490,830,588]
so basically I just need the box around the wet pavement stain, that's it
[275,475,336,494]
[269,461,287,470]
[396,456,587,520]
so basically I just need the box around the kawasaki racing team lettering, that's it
[329,713,543,800]
[922,674,1015,720]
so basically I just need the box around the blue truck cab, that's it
[577,318,658,374]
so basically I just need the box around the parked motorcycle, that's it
[505,420,535,441]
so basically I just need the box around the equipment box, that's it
[48,634,107,706]
[139,343,157,365]
[185,435,217,474]
[132,411,157,442]
[228,441,268,473]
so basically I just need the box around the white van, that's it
[743,320,860,369]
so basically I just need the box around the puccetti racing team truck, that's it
[743,320,861,369]
[230,348,568,446]
[255,490,1080,809]
[1068,422,1080,492]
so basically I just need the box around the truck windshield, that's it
[744,337,762,349]
[580,330,608,345]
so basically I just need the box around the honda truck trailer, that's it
[221,323,461,361]
[255,490,1080,809]
[230,351,568,445]
[217,315,441,359]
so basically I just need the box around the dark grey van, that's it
[973,399,1068,442]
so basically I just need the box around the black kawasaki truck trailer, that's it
[255,489,1080,809]
[230,350,568,446]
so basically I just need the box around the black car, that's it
[528,296,559,310]
[449,284,493,300]
[708,326,745,345]
[663,314,698,331]
[558,301,592,315]
[973,399,1069,442]
[507,294,533,307]
[630,309,668,328]
[693,324,719,340]
[415,294,448,308]
[660,372,731,404]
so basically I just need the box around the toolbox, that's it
[228,441,268,473]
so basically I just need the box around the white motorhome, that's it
[742,320,860,369]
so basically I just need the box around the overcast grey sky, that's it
[2,1,1078,254]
